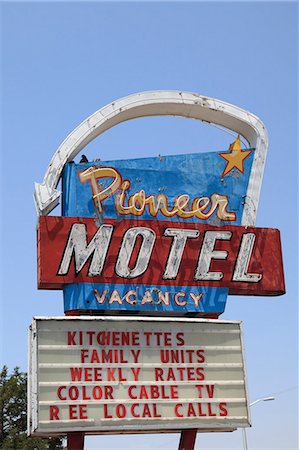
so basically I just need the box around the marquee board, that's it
[28,316,250,436]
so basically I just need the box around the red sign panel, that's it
[37,216,285,296]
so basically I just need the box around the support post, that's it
[67,432,85,450]
[242,428,248,450]
[178,429,197,450]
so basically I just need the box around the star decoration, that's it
[219,135,253,177]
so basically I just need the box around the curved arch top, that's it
[34,90,268,225]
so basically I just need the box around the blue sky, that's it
[1,2,298,449]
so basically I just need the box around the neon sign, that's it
[35,91,285,316]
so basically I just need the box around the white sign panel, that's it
[28,316,250,435]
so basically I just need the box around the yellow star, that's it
[219,135,253,177]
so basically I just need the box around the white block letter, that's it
[233,233,262,282]
[58,223,113,276]
[115,227,156,278]
[195,231,231,281]
[163,228,199,279]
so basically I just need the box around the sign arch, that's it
[34,90,268,226]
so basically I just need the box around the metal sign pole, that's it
[67,431,85,450]
[178,429,197,450]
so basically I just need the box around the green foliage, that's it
[0,366,65,449]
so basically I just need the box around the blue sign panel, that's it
[62,150,254,226]
[62,145,255,316]
[64,283,228,315]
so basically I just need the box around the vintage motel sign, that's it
[31,92,285,443]
[35,91,285,316]
[28,316,250,436]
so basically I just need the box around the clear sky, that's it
[1,1,298,449]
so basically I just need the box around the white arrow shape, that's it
[34,90,268,225]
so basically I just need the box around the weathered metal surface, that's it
[28,316,250,436]
[63,283,227,316]
[37,216,285,297]
[61,151,254,224]
[34,92,284,317]
[34,90,268,227]
[59,147,269,314]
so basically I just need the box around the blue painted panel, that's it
[64,283,228,315]
[62,150,254,314]
[62,150,254,225]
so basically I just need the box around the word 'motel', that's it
[58,223,260,283]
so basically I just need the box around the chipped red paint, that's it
[37,216,285,296]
